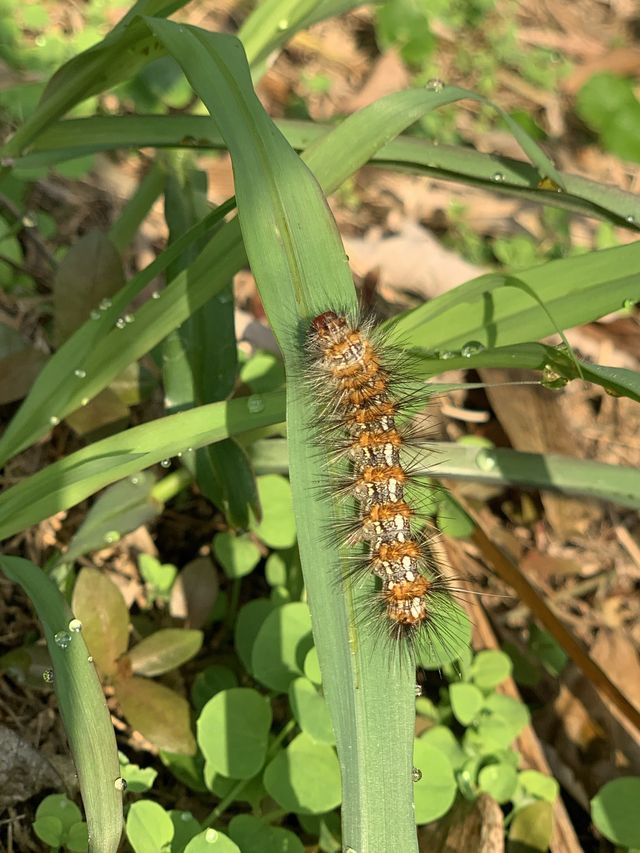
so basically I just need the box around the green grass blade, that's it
[0,202,234,466]
[391,245,640,351]
[21,114,640,225]
[249,439,640,510]
[0,391,285,542]
[0,556,122,853]
[146,19,419,852]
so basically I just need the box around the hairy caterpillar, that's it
[305,310,468,663]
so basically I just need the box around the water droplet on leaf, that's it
[460,340,485,358]
[475,448,497,472]
[247,394,265,414]
[412,767,423,782]
[160,458,171,468]
[68,619,82,633]
[74,369,87,379]
[114,777,127,791]
[43,669,54,683]
[426,78,445,92]
[54,630,72,649]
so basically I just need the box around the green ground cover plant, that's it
[1,2,639,852]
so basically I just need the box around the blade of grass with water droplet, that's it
[0,556,122,853]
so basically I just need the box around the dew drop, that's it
[475,448,497,472]
[247,394,265,414]
[130,476,139,485]
[104,530,121,544]
[114,777,127,792]
[151,290,161,299]
[541,364,568,390]
[460,340,485,358]
[180,811,193,821]
[160,458,171,468]
[99,298,112,310]
[74,368,87,379]
[124,314,135,324]
[439,350,456,360]
[54,630,72,650]
[43,668,55,683]
[90,309,101,320]
[35,34,46,47]
[81,397,89,407]
[87,656,94,663]
[625,214,636,225]
[204,829,218,843]
[186,447,194,453]
[414,683,422,697]
[425,78,445,93]
[68,618,82,633]
[277,18,288,30]
[49,415,60,426]
[412,767,423,782]
[115,317,126,329]
[491,172,505,183]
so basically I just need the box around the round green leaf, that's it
[265,552,287,587]
[419,726,465,770]
[169,810,202,851]
[118,752,157,793]
[191,665,238,713]
[66,822,89,853]
[483,693,530,741]
[303,647,322,686]
[412,741,457,825]
[127,628,203,676]
[213,532,261,579]
[228,814,304,853]
[234,598,274,673]
[116,676,196,755]
[184,829,240,853]
[33,816,64,846]
[436,495,474,538]
[251,475,296,549]
[478,762,518,803]
[591,777,640,848]
[251,602,313,691]
[263,732,341,814]
[126,800,174,853]
[197,688,272,780]
[508,800,554,853]
[288,677,335,745]
[71,567,129,677]
[517,769,559,803]
[36,793,83,831]
[450,683,483,726]
[470,650,512,690]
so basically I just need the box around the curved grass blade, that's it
[391,243,640,352]
[146,19,420,852]
[0,391,285,542]
[0,556,122,853]
[20,114,640,226]
[0,201,234,466]
[248,439,640,511]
